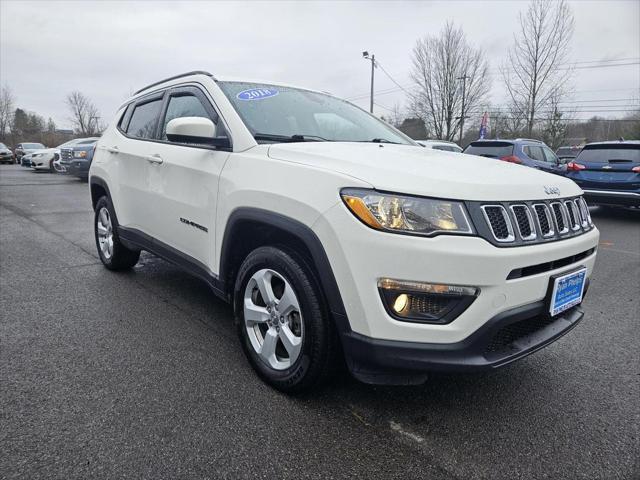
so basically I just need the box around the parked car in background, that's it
[565,140,640,208]
[415,139,463,153]
[556,145,583,162]
[0,143,14,164]
[14,142,45,163]
[21,152,35,167]
[463,139,566,175]
[60,138,99,179]
[31,138,99,172]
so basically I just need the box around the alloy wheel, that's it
[96,207,114,260]
[243,268,303,370]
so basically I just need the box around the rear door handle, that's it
[145,154,164,165]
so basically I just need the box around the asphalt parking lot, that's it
[1,164,638,480]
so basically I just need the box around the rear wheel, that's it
[234,246,338,393]
[94,196,140,270]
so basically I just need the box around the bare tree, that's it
[0,85,16,141]
[502,0,574,136]
[409,22,490,142]
[540,93,575,149]
[66,91,102,136]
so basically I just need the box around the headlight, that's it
[73,151,87,158]
[341,188,474,236]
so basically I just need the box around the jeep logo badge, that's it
[544,186,561,196]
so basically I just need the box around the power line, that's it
[346,58,640,101]
[375,61,412,95]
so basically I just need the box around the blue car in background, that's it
[565,140,640,208]
[463,138,566,175]
[59,138,99,180]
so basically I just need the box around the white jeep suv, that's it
[89,71,599,392]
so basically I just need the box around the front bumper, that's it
[315,202,599,344]
[342,300,585,384]
[582,189,640,207]
[63,160,90,176]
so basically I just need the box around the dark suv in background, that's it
[565,140,640,207]
[463,139,566,175]
[556,145,583,162]
[59,138,99,179]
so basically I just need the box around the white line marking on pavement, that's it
[389,421,425,444]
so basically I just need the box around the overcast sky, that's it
[1,0,638,130]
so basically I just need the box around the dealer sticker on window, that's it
[549,268,587,316]
[236,88,279,101]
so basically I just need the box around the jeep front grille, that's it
[466,196,593,247]
[481,205,514,242]
[510,205,536,241]
[551,202,569,234]
[532,204,554,238]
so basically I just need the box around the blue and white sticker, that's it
[236,88,279,101]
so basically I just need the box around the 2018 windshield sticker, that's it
[237,88,279,101]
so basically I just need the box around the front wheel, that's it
[94,196,140,270]
[234,246,338,393]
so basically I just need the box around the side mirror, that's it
[166,117,230,148]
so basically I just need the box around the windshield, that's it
[24,143,45,149]
[576,145,640,163]
[218,81,412,145]
[464,142,513,158]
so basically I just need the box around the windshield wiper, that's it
[363,138,400,144]
[253,133,330,143]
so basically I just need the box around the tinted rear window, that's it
[464,142,513,158]
[576,145,640,163]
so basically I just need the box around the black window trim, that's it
[116,82,233,152]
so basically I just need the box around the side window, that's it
[126,99,163,139]
[542,146,559,164]
[524,146,545,162]
[161,94,211,140]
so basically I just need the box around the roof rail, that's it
[514,138,542,143]
[134,71,215,95]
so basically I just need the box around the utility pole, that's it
[457,75,469,145]
[362,51,376,113]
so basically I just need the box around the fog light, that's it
[378,278,479,324]
[392,293,409,313]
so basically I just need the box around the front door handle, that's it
[106,146,119,154]
[145,154,164,165]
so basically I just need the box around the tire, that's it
[94,196,140,270]
[49,159,55,173]
[234,245,338,393]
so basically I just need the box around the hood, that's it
[267,142,582,201]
